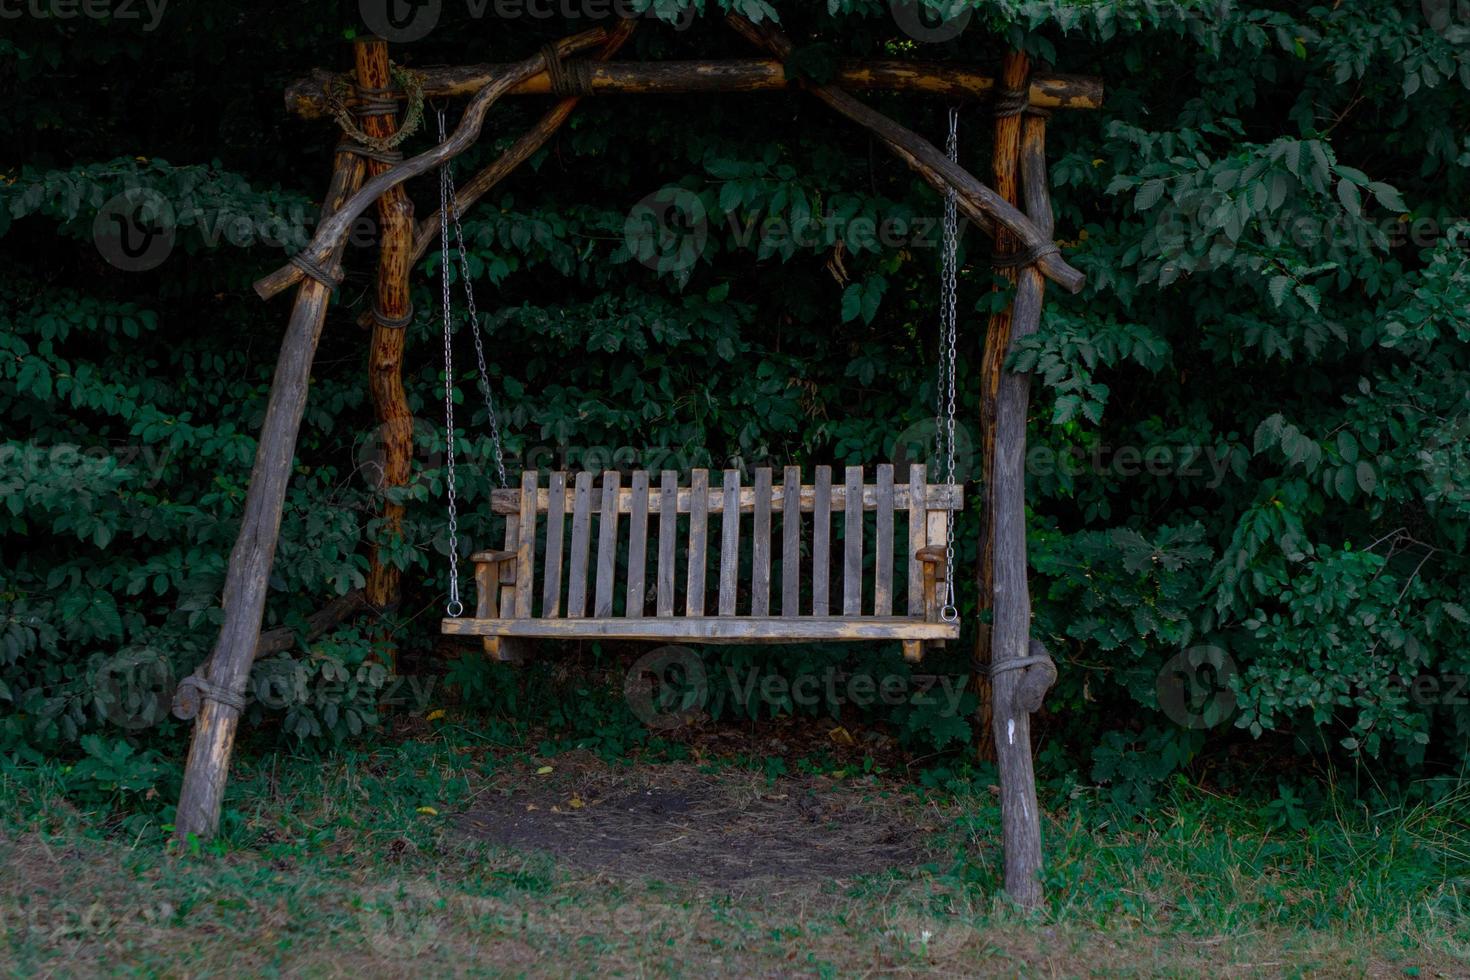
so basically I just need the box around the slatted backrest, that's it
[489,467,962,621]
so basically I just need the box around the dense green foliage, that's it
[2,1,1467,811]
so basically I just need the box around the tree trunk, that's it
[358,39,415,626]
[974,51,1030,759]
[172,141,366,842]
[990,110,1059,909]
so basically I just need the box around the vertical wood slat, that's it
[874,463,895,616]
[566,471,594,618]
[500,505,519,619]
[594,471,621,617]
[541,471,567,618]
[656,470,677,617]
[812,465,832,616]
[514,471,538,618]
[908,463,927,617]
[843,466,864,615]
[927,508,950,621]
[718,470,741,616]
[686,468,709,617]
[625,470,650,618]
[781,466,800,616]
[751,468,773,616]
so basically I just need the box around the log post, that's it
[989,106,1061,908]
[172,144,366,842]
[285,60,1104,119]
[357,38,416,628]
[974,50,1030,759]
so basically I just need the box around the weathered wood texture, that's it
[171,55,372,843]
[974,50,1031,760]
[254,25,614,301]
[443,616,959,643]
[989,104,1062,910]
[726,15,1085,295]
[449,468,962,644]
[361,41,416,625]
[285,59,1102,119]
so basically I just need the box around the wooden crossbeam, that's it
[286,60,1102,119]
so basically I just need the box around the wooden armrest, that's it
[471,550,517,564]
[915,546,947,565]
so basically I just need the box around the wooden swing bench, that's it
[441,463,963,661]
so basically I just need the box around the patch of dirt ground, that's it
[455,752,952,889]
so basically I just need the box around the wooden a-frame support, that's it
[172,16,1099,909]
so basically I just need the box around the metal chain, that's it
[440,137,510,491]
[937,107,961,623]
[438,108,463,618]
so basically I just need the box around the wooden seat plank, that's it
[594,471,622,617]
[781,466,800,616]
[541,471,567,618]
[908,463,926,617]
[813,465,831,616]
[874,463,894,615]
[751,468,772,616]
[625,470,649,618]
[686,468,708,616]
[718,469,741,616]
[514,470,537,618]
[843,465,863,616]
[656,470,677,617]
[443,615,961,644]
[566,471,594,618]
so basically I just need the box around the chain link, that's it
[440,125,509,491]
[938,107,961,623]
[438,108,463,618]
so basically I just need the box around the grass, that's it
[1,723,1467,977]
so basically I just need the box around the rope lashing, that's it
[326,64,426,154]
[372,304,415,330]
[343,144,405,165]
[989,654,1053,677]
[176,674,247,713]
[290,252,343,290]
[351,84,400,118]
[991,241,1061,270]
[993,85,1031,118]
[541,43,595,97]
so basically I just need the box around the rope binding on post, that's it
[541,42,595,97]
[325,63,427,154]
